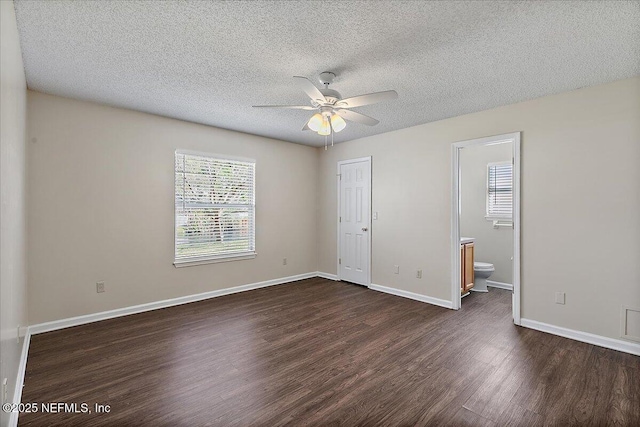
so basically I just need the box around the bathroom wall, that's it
[460,142,513,285]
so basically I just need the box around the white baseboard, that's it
[30,272,318,335]
[520,318,640,357]
[486,280,513,291]
[316,271,339,281]
[369,283,453,309]
[8,328,31,427]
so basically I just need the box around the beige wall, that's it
[27,92,318,324]
[460,142,513,284]
[318,76,640,342]
[1,0,28,420]
[21,70,640,344]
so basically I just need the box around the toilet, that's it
[472,262,494,292]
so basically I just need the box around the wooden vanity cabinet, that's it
[461,242,474,294]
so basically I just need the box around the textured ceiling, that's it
[14,1,640,147]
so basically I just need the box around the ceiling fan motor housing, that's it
[319,88,341,104]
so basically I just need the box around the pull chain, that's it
[330,116,334,147]
[325,135,328,150]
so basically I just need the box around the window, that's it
[175,151,255,266]
[486,161,513,219]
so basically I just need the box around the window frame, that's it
[174,150,256,267]
[485,161,513,221]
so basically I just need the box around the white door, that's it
[338,158,371,286]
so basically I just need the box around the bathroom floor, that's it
[462,285,513,317]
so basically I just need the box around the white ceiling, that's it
[14,1,640,147]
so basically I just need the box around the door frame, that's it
[450,132,521,325]
[337,156,372,286]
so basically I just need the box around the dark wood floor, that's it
[20,278,639,426]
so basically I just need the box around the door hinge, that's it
[339,258,341,265]
[339,216,341,223]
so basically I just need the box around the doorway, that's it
[451,133,521,324]
[337,157,372,286]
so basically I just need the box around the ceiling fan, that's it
[253,72,398,146]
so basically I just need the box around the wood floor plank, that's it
[495,403,543,427]
[462,346,532,422]
[19,279,640,426]
[446,407,497,426]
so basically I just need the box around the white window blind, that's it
[175,151,255,264]
[487,162,513,219]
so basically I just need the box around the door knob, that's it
[362,227,368,231]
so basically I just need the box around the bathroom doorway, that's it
[451,132,521,324]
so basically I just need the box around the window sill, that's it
[174,252,256,268]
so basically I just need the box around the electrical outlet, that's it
[555,292,565,305]
[283,258,287,265]
[416,270,422,279]
[394,265,399,274]
[96,281,105,293]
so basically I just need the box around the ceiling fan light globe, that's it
[331,114,346,132]
[307,113,323,132]
[318,117,331,135]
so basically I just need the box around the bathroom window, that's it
[174,151,256,266]
[486,162,512,219]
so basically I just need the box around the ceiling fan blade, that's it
[336,90,398,108]
[335,109,379,126]
[334,110,380,126]
[253,105,316,110]
[293,76,326,103]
